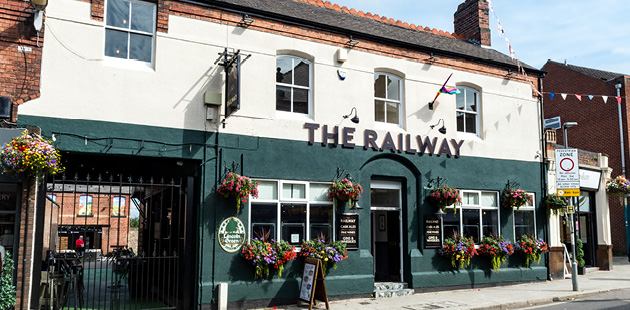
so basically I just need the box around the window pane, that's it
[386,76,400,100]
[578,194,590,212]
[309,184,329,201]
[105,29,128,59]
[374,74,386,98]
[251,203,277,240]
[465,113,476,134]
[310,204,333,241]
[276,57,293,84]
[375,100,385,122]
[456,112,464,132]
[282,183,305,199]
[386,102,399,124]
[456,92,465,110]
[466,90,476,112]
[481,192,497,207]
[463,192,479,205]
[281,203,306,245]
[256,181,278,200]
[442,212,460,239]
[293,60,310,87]
[129,33,152,62]
[482,210,498,237]
[0,184,18,211]
[112,196,126,216]
[371,188,399,208]
[292,88,309,114]
[462,209,480,242]
[130,2,154,33]
[79,195,93,215]
[106,0,130,28]
[514,210,535,238]
[276,86,291,111]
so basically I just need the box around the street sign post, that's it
[555,149,580,196]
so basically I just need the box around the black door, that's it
[577,192,597,267]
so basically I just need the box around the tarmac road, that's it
[521,287,630,310]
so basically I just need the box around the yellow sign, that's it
[567,205,575,214]
[557,189,580,197]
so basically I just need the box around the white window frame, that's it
[275,55,313,119]
[513,193,537,239]
[455,86,480,136]
[103,0,157,68]
[374,72,403,128]
[248,179,334,246]
[445,190,500,242]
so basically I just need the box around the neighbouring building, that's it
[542,60,630,258]
[10,0,554,308]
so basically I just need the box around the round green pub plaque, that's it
[218,217,246,253]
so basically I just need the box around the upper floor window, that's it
[78,195,93,216]
[456,86,480,135]
[276,56,312,116]
[112,196,126,216]
[105,0,156,65]
[374,73,402,126]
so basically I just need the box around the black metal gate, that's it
[39,172,192,310]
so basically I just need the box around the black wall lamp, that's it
[343,107,360,124]
[430,119,446,134]
[347,35,359,46]
[239,14,254,27]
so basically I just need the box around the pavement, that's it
[258,256,630,310]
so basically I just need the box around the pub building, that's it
[12,0,576,308]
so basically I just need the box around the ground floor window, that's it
[442,190,499,243]
[249,180,333,246]
[514,193,536,238]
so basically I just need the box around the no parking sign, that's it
[555,148,580,196]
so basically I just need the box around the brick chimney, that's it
[454,0,491,46]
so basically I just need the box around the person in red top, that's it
[76,235,85,257]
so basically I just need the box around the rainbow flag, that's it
[439,86,461,95]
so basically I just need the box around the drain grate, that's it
[402,300,466,310]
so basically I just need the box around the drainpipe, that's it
[537,75,552,277]
[618,81,630,261]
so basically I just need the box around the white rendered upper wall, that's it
[21,0,542,162]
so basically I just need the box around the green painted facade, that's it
[19,115,547,306]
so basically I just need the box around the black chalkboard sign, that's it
[337,213,359,250]
[424,215,442,249]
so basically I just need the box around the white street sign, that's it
[555,149,580,189]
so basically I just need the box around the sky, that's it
[332,0,630,74]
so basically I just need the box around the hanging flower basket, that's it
[299,238,347,274]
[500,188,531,211]
[544,194,570,216]
[0,131,64,178]
[441,233,477,269]
[515,235,548,267]
[217,172,259,214]
[327,178,363,210]
[478,236,514,272]
[606,175,630,203]
[427,185,462,214]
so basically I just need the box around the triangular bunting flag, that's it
[588,95,594,100]
[602,96,608,103]
[497,20,503,37]
[617,96,622,104]
[561,93,567,100]
[575,94,582,101]
[549,93,555,101]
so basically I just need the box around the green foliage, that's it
[576,239,586,268]
[129,217,139,228]
[0,252,16,310]
[544,194,570,216]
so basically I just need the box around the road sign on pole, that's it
[555,149,580,196]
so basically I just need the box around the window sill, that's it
[456,131,482,141]
[103,57,155,73]
[76,215,94,217]
[275,110,312,121]
[374,121,405,132]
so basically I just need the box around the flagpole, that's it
[429,73,453,110]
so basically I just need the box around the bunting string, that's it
[542,91,624,104]
[486,0,541,96]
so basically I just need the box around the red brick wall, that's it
[542,61,629,254]
[454,0,490,46]
[15,177,38,310]
[0,0,44,119]
[51,193,131,255]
